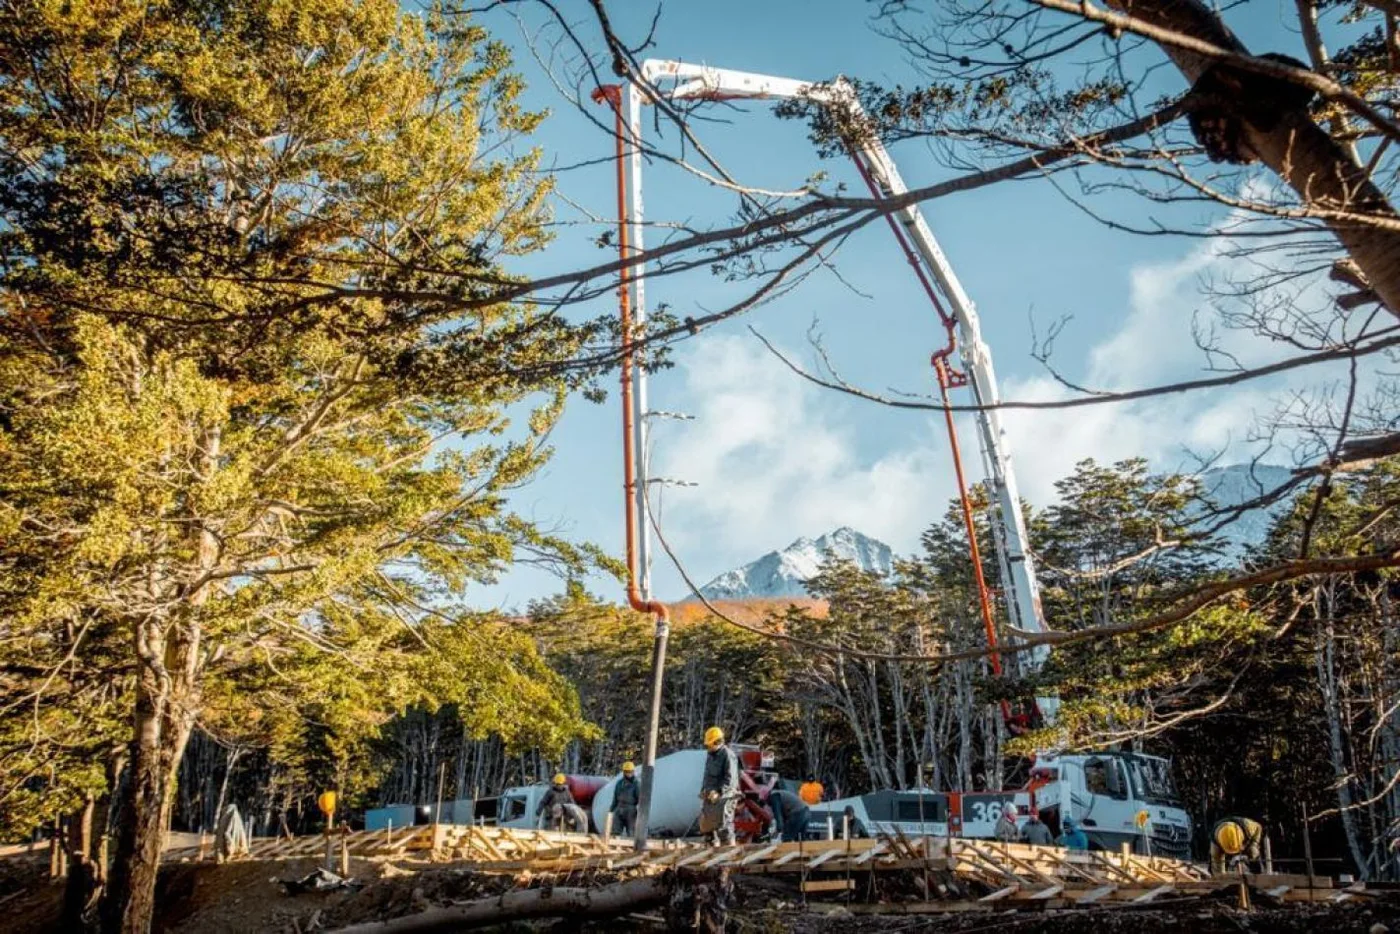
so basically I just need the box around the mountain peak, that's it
[684,464,1291,603]
[692,528,894,601]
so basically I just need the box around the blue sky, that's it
[464,1,1357,609]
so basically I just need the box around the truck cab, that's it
[805,752,1191,858]
[494,774,608,832]
[1030,752,1192,858]
[495,785,543,830]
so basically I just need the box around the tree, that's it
[520,584,786,776]
[0,1,605,930]
[1254,461,1400,878]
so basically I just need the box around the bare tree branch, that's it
[749,325,1400,413]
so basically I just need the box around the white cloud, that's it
[1001,233,1358,505]
[652,235,1359,588]
[651,335,956,578]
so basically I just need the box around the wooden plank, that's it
[1132,884,1176,903]
[801,878,856,893]
[1088,851,1141,885]
[739,844,779,866]
[675,849,716,868]
[852,842,889,865]
[805,847,849,869]
[1246,872,1331,889]
[953,847,1030,887]
[1123,853,1171,883]
[464,827,507,862]
[978,884,1019,903]
[1074,884,1118,905]
[1266,885,1292,898]
[1027,884,1064,900]
[702,847,744,869]
[886,830,917,861]
[609,853,651,870]
[988,842,1062,886]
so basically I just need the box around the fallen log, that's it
[327,875,672,934]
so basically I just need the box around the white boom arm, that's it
[629,60,1051,681]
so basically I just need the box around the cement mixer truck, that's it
[496,746,778,838]
[590,746,777,838]
[496,774,609,831]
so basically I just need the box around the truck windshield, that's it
[500,795,526,823]
[1126,756,1180,806]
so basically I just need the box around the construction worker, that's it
[1058,817,1089,850]
[798,775,824,806]
[995,807,1019,843]
[1020,810,1053,846]
[536,774,587,833]
[699,726,739,846]
[767,788,811,842]
[611,761,640,837]
[1210,817,1265,874]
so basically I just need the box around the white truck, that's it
[810,751,1191,858]
[494,775,607,832]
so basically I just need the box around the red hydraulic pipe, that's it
[592,84,670,626]
[847,149,963,379]
[934,357,1006,683]
[593,84,670,851]
[846,143,1008,713]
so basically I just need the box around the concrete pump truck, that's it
[606,59,1193,858]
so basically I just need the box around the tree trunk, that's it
[1106,0,1400,315]
[1313,584,1371,877]
[327,875,676,934]
[61,794,97,931]
[99,640,200,934]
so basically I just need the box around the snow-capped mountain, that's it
[694,527,894,601]
[688,465,1294,601]
[1194,462,1297,558]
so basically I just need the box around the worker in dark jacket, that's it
[1020,810,1053,846]
[536,773,587,832]
[767,789,811,842]
[611,761,640,837]
[699,726,739,846]
[1211,817,1265,874]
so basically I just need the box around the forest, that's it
[2,0,1399,931]
[145,458,1399,884]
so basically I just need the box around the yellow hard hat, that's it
[622,761,635,773]
[1214,821,1245,855]
[703,726,724,750]
[552,773,567,786]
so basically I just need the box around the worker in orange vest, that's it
[798,775,824,806]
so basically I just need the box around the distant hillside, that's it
[693,527,892,601]
[668,597,828,627]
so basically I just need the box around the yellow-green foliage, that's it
[0,0,597,838]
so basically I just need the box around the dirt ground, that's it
[2,855,1398,933]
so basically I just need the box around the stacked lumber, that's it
[162,825,1392,912]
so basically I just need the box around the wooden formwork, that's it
[163,826,1387,911]
[164,824,685,866]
